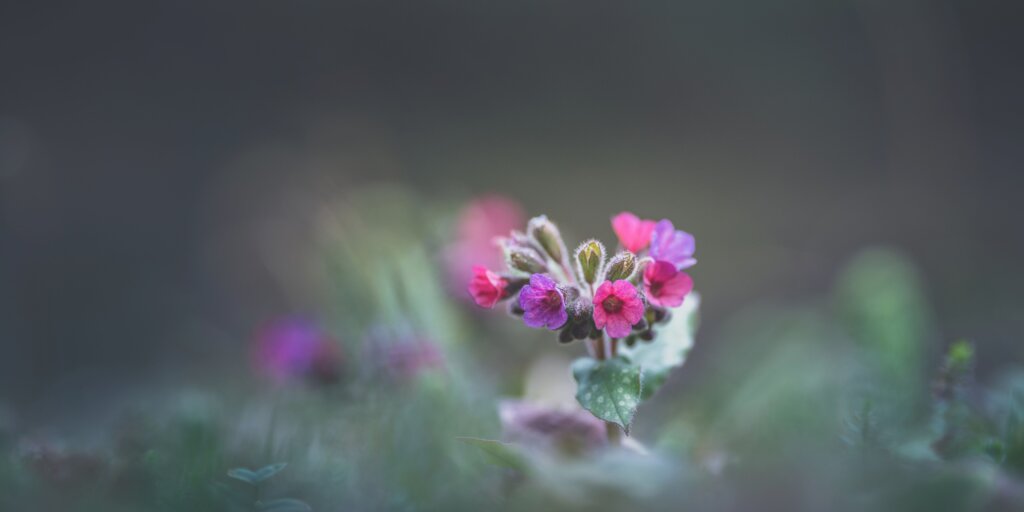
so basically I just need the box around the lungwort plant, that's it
[468,212,699,438]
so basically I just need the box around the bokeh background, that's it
[2,1,1023,510]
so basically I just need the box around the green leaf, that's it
[620,293,699,400]
[254,462,287,483]
[456,437,529,472]
[226,467,259,485]
[572,357,643,431]
[256,498,312,512]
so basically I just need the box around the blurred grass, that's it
[2,191,1024,511]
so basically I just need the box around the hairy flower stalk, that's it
[468,211,698,441]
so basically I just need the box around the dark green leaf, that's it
[572,357,642,431]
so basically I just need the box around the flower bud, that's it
[527,215,567,264]
[564,298,594,340]
[501,238,548,274]
[574,239,605,285]
[571,317,593,340]
[632,317,649,332]
[604,252,637,282]
[558,325,575,343]
[507,299,525,316]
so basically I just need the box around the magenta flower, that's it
[519,274,568,330]
[649,219,696,269]
[592,280,645,338]
[467,265,508,308]
[611,212,657,253]
[643,260,694,308]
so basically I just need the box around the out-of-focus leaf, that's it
[572,357,642,431]
[834,248,930,389]
[457,437,529,472]
[226,467,260,485]
[254,462,288,483]
[620,293,699,400]
[228,462,287,486]
[257,498,312,512]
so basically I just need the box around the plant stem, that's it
[596,332,622,445]
[605,422,623,445]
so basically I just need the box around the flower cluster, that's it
[468,212,695,346]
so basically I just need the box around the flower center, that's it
[544,290,561,309]
[602,295,624,314]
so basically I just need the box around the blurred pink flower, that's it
[364,327,445,381]
[444,195,525,297]
[18,440,106,489]
[611,212,656,253]
[251,317,343,385]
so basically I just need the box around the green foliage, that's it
[221,463,309,512]
[834,248,930,392]
[457,437,530,472]
[988,370,1024,473]
[227,463,288,485]
[572,357,643,431]
[620,294,699,400]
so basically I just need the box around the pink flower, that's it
[611,212,657,253]
[467,265,508,308]
[592,280,645,338]
[643,260,694,307]
[444,195,524,296]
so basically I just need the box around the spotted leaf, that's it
[572,357,642,431]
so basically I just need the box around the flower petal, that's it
[605,316,633,338]
[612,212,656,253]
[650,220,696,269]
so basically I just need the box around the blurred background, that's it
[1,1,1023,510]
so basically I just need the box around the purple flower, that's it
[252,317,342,385]
[518,274,568,330]
[649,219,696,269]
